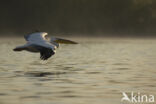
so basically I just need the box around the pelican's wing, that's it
[32,44,55,60]
[50,37,78,44]
[24,32,48,42]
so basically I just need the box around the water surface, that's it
[0,37,156,104]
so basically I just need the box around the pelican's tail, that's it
[13,47,26,51]
[13,44,28,51]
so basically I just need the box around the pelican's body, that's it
[13,32,77,60]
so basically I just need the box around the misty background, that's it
[0,0,156,37]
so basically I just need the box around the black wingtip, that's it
[39,48,55,60]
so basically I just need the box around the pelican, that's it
[13,32,78,60]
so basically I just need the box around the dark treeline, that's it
[0,0,155,37]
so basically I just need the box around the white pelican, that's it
[13,32,78,60]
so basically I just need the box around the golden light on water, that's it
[0,37,155,104]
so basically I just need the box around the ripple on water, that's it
[24,71,67,77]
[0,38,156,104]
[116,67,130,70]
[20,95,40,99]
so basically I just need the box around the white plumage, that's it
[13,32,77,60]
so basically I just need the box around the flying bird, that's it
[13,32,78,60]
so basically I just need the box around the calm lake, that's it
[0,37,156,104]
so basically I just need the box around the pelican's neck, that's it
[52,42,59,48]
